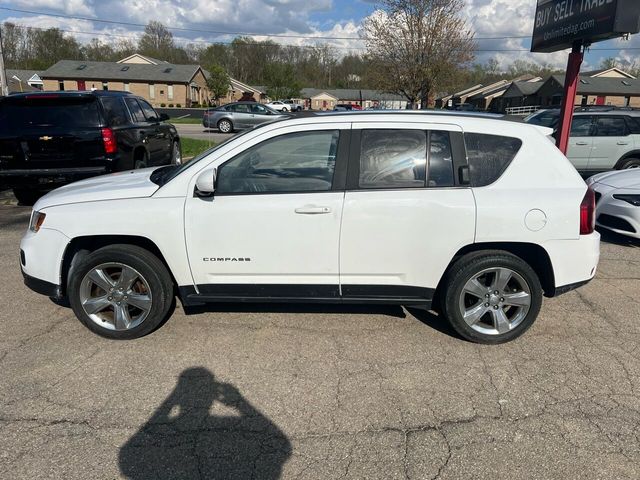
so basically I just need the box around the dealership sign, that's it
[532,0,640,53]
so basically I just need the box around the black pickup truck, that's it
[0,91,181,205]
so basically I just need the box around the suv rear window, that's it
[0,96,101,132]
[464,133,522,187]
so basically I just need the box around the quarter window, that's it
[465,133,522,187]
[101,97,129,126]
[596,117,628,137]
[217,131,339,194]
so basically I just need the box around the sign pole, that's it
[556,42,584,155]
[0,25,9,97]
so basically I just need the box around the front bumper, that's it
[22,270,62,299]
[591,183,640,239]
[20,227,69,298]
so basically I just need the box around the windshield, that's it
[524,110,559,128]
[150,123,273,187]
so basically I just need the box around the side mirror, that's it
[195,168,216,197]
[159,113,170,121]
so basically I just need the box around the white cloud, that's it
[0,0,95,16]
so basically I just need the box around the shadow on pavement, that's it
[406,307,466,341]
[119,367,291,479]
[183,302,407,319]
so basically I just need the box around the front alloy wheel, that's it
[68,245,174,339]
[79,263,152,331]
[171,141,182,165]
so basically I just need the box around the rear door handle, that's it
[575,141,589,146]
[295,206,331,215]
[617,141,629,145]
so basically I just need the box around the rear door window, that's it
[101,97,129,127]
[0,96,101,132]
[595,116,628,136]
[138,99,159,122]
[570,116,595,137]
[464,133,522,187]
[125,98,146,123]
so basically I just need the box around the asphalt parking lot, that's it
[1,198,640,479]
[174,124,233,143]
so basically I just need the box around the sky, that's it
[1,0,640,72]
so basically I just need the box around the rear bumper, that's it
[543,232,600,297]
[0,166,109,187]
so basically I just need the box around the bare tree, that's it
[363,0,476,108]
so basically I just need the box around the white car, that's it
[21,112,600,344]
[588,169,640,239]
[266,101,289,112]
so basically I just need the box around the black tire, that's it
[171,140,182,165]
[619,157,640,169]
[68,245,174,340]
[218,119,233,133]
[134,150,149,169]
[12,188,43,206]
[441,251,543,345]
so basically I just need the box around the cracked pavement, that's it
[1,202,640,479]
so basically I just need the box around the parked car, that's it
[203,102,287,133]
[0,91,181,205]
[21,111,600,344]
[282,99,304,112]
[265,101,290,112]
[334,104,362,111]
[525,107,640,173]
[588,169,640,239]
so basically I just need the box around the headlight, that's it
[613,194,640,207]
[29,211,46,232]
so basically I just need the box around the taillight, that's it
[580,186,596,235]
[101,127,117,154]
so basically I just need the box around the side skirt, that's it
[178,284,434,308]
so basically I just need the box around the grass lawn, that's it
[168,117,202,124]
[181,138,216,160]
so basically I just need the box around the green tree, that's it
[205,64,230,104]
[264,63,301,100]
[363,0,476,108]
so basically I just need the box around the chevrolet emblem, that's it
[39,136,53,141]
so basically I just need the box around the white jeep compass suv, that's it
[20,112,600,344]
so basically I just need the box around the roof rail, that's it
[573,105,640,112]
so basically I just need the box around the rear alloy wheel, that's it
[442,252,542,344]
[12,188,43,206]
[171,141,182,165]
[282,107,289,112]
[620,158,640,169]
[68,245,174,339]
[218,119,233,133]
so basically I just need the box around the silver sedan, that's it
[203,102,289,133]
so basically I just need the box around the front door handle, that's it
[295,206,331,215]
[617,141,629,145]
[575,141,589,146]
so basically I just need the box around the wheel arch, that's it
[614,150,640,169]
[436,242,556,302]
[60,235,177,296]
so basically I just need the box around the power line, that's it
[0,6,535,42]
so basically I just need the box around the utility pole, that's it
[0,24,8,97]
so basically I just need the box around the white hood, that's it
[34,168,160,210]
[590,169,640,189]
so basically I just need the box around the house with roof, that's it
[41,54,211,107]
[537,74,640,108]
[500,79,545,112]
[6,69,44,92]
[297,88,407,110]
